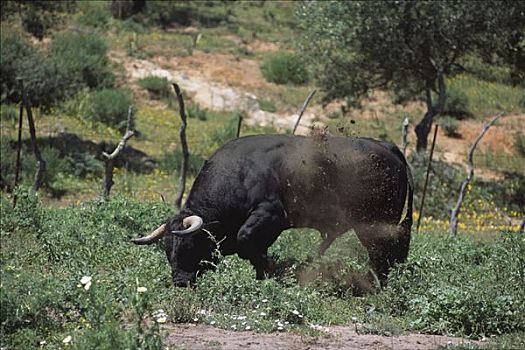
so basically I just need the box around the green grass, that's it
[1,192,524,348]
[448,74,525,117]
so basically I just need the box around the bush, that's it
[383,234,525,337]
[260,52,310,85]
[187,104,208,121]
[1,30,114,109]
[514,133,525,157]
[138,76,171,99]
[51,31,114,90]
[443,87,471,119]
[0,30,38,104]
[440,115,460,137]
[79,89,134,130]
[257,98,277,113]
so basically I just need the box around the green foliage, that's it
[443,88,471,119]
[138,76,171,99]
[187,104,208,121]
[383,234,525,337]
[514,133,525,157]
[0,30,114,109]
[440,116,460,137]
[257,98,277,113]
[0,195,172,348]
[0,104,18,126]
[75,0,112,29]
[297,1,525,104]
[260,52,310,85]
[0,30,38,104]
[51,31,115,90]
[78,89,134,130]
[1,1,76,39]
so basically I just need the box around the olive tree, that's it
[297,1,524,151]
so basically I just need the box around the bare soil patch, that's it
[162,324,482,350]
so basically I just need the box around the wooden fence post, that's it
[172,83,189,209]
[416,124,438,233]
[101,106,135,200]
[450,112,504,236]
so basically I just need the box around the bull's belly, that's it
[283,196,403,235]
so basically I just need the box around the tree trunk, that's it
[415,72,446,152]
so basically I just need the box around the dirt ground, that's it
[162,324,482,350]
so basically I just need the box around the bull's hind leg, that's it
[236,199,289,280]
[355,223,410,286]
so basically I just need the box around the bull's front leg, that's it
[236,199,288,280]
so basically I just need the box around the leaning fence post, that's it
[236,114,243,138]
[449,112,504,237]
[416,124,438,233]
[22,90,46,193]
[292,89,317,135]
[401,117,409,155]
[171,83,189,209]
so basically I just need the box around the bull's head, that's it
[132,215,214,287]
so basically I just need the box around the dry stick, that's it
[292,89,317,135]
[23,92,46,192]
[101,106,135,200]
[12,92,24,208]
[416,124,439,233]
[450,112,504,237]
[401,117,409,155]
[172,83,189,209]
[236,114,243,138]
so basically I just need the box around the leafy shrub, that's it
[443,87,471,119]
[0,30,38,104]
[440,115,460,137]
[51,31,114,90]
[514,133,525,157]
[260,52,310,85]
[0,104,18,126]
[187,104,208,121]
[383,234,525,337]
[1,30,114,109]
[257,98,277,113]
[79,89,134,130]
[138,76,171,99]
[76,1,111,28]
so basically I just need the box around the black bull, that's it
[132,134,413,287]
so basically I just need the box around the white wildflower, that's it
[80,276,92,285]
[259,312,267,316]
[262,299,268,303]
[62,336,72,344]
[137,286,147,293]
[245,325,251,330]
[292,310,300,315]
[156,317,167,324]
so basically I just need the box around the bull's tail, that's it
[400,164,414,235]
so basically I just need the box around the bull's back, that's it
[193,135,407,231]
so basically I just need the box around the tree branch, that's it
[449,112,505,236]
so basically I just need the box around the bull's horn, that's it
[171,215,203,237]
[131,224,167,245]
